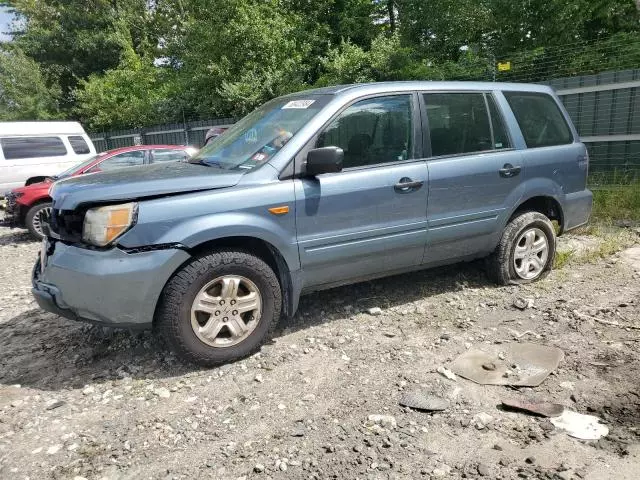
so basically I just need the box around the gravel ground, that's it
[0,223,639,480]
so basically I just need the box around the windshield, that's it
[56,154,103,178]
[190,95,330,171]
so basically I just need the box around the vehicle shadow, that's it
[0,260,494,392]
[280,260,493,333]
[0,230,33,246]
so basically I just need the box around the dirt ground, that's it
[0,223,639,480]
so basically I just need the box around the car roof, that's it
[284,81,555,99]
[0,121,87,136]
[99,145,189,156]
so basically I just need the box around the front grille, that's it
[50,209,85,242]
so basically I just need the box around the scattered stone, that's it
[45,399,65,410]
[513,297,534,310]
[525,456,536,464]
[473,412,494,429]
[254,374,264,383]
[254,463,265,473]
[482,362,496,371]
[437,366,457,381]
[290,426,305,437]
[154,387,171,399]
[432,464,452,477]
[477,463,490,476]
[399,391,449,412]
[82,386,95,396]
[46,445,62,455]
[367,307,383,316]
[555,471,573,480]
[367,414,397,430]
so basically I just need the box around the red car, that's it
[4,145,196,239]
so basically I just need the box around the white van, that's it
[0,122,96,195]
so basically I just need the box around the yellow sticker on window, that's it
[498,62,511,72]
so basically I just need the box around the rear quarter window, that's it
[504,92,573,148]
[68,136,91,154]
[0,136,68,160]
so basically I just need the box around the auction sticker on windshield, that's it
[282,100,316,109]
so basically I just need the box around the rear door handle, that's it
[499,163,522,178]
[394,177,424,193]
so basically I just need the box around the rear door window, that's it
[0,137,67,160]
[87,150,145,172]
[68,136,91,154]
[503,92,573,148]
[150,149,189,163]
[423,93,493,156]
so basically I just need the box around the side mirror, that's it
[305,147,344,176]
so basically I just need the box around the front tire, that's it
[487,211,556,285]
[156,250,282,366]
[25,202,53,240]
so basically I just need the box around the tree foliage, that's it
[0,44,60,120]
[2,0,640,130]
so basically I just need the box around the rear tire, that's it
[156,249,282,366]
[487,211,556,285]
[25,202,53,240]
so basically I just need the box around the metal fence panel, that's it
[89,117,236,152]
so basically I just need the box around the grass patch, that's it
[591,183,640,223]
[555,225,637,269]
[553,249,575,269]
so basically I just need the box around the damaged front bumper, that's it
[0,192,23,227]
[32,239,191,328]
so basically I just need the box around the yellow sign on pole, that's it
[497,61,511,72]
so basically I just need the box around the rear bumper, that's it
[563,189,593,232]
[32,241,191,328]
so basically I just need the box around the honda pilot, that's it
[33,82,593,366]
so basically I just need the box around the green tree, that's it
[395,0,492,61]
[160,0,311,117]
[0,45,61,120]
[75,47,175,130]
[9,0,154,110]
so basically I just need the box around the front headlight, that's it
[82,202,137,247]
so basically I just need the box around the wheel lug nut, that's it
[232,310,238,315]
[220,300,225,305]
[230,300,236,305]
[223,317,228,322]
[215,311,220,316]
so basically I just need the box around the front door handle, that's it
[499,163,522,178]
[394,177,424,193]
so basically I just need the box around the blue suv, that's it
[33,82,593,365]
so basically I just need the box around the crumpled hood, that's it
[50,162,244,210]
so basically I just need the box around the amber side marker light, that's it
[268,206,290,215]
